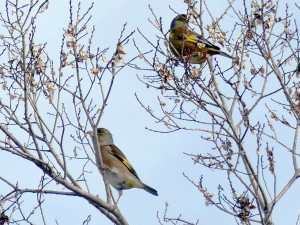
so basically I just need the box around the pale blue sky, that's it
[1,0,300,225]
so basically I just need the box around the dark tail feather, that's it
[143,184,158,196]
[208,48,234,59]
[218,50,234,59]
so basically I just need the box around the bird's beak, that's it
[86,130,94,137]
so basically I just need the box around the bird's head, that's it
[97,128,114,145]
[170,14,188,30]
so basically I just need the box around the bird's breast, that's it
[104,168,141,190]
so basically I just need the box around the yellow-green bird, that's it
[90,128,158,200]
[169,14,233,65]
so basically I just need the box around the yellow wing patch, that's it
[109,145,140,180]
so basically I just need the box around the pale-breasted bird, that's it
[88,128,158,201]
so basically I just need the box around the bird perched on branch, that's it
[88,128,158,201]
[169,14,233,65]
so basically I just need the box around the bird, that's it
[89,128,158,201]
[168,14,233,65]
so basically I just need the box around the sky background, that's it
[1,0,300,225]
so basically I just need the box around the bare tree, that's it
[136,0,300,224]
[0,0,137,224]
[1,0,300,224]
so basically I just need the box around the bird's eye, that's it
[97,128,103,134]
[177,34,185,41]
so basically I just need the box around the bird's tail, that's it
[218,50,234,59]
[207,47,234,59]
[143,184,158,196]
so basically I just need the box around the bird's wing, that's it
[186,31,220,50]
[109,145,140,180]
